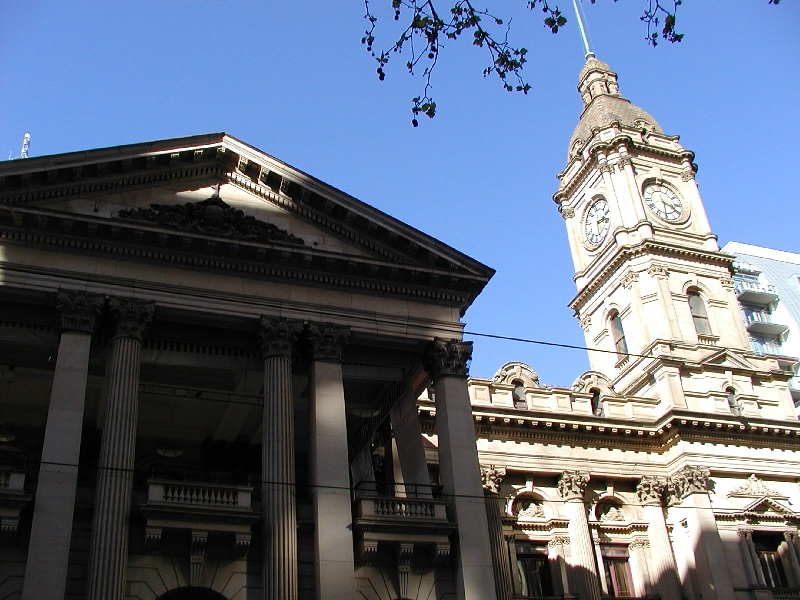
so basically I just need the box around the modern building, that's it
[0,134,499,600]
[722,242,800,412]
[451,54,800,600]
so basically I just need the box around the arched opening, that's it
[156,588,229,600]
[609,311,628,357]
[590,388,603,417]
[511,379,527,409]
[688,289,712,336]
[727,387,742,415]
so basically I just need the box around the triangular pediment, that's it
[0,133,494,311]
[740,496,795,516]
[697,348,759,371]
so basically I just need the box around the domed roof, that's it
[568,56,663,157]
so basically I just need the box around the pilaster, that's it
[636,476,683,600]
[558,471,600,600]
[22,290,104,600]
[86,297,154,600]
[422,338,498,600]
[307,322,355,600]
[258,316,304,600]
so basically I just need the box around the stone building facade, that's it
[0,134,498,599]
[447,55,800,600]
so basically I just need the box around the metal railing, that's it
[735,280,778,297]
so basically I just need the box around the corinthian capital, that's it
[480,465,506,495]
[667,465,710,503]
[558,471,590,501]
[422,338,473,381]
[307,322,350,362]
[107,297,155,342]
[56,289,104,333]
[636,476,666,505]
[257,316,303,359]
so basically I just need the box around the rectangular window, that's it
[753,532,789,589]
[601,545,634,597]
[515,543,554,598]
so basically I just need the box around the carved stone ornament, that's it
[727,474,783,499]
[307,322,350,362]
[561,207,575,219]
[681,169,695,182]
[719,277,734,289]
[549,536,570,547]
[56,289,104,333]
[629,538,650,550]
[422,338,473,381]
[558,471,590,501]
[480,465,506,494]
[636,476,666,505]
[107,297,155,342]
[647,264,668,279]
[118,191,304,246]
[597,504,625,522]
[617,156,633,170]
[667,466,710,503]
[257,316,303,360]
[514,498,546,519]
[579,314,591,331]
[598,161,614,174]
[620,270,639,290]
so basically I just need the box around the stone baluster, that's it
[258,316,303,600]
[558,471,600,600]
[422,338,498,600]
[86,297,154,600]
[307,322,355,599]
[22,290,104,600]
[636,476,683,600]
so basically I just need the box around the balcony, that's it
[352,482,455,564]
[735,280,779,305]
[743,311,789,337]
[139,478,259,582]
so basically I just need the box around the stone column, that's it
[738,529,763,586]
[667,466,735,600]
[86,297,154,600]
[558,471,600,600]
[307,322,355,600]
[481,466,513,600]
[22,290,104,600]
[784,532,800,586]
[637,476,683,600]
[422,338,498,600]
[258,316,303,600]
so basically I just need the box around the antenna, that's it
[571,0,594,60]
[20,133,31,159]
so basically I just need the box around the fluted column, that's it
[666,466,734,600]
[86,298,154,600]
[422,338,498,600]
[637,476,683,600]
[481,466,513,600]
[258,316,303,600]
[558,471,600,600]
[22,290,104,600]
[307,322,355,599]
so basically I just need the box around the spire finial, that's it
[571,0,594,60]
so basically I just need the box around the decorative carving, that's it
[360,539,379,565]
[514,498,546,519]
[597,504,625,522]
[637,476,666,505]
[423,338,473,381]
[144,526,162,553]
[629,538,650,550]
[491,362,539,387]
[681,169,695,182]
[719,277,734,289]
[549,536,570,547]
[647,264,668,279]
[190,530,208,586]
[617,156,633,170]
[728,474,783,498]
[620,270,639,290]
[234,533,251,558]
[307,322,350,362]
[598,161,614,174]
[434,542,451,564]
[397,543,414,598]
[56,289,104,333]
[561,207,575,219]
[481,465,506,494]
[558,471,590,501]
[118,192,304,245]
[667,466,710,502]
[257,316,303,360]
[579,314,591,331]
[737,528,753,539]
[107,297,155,342]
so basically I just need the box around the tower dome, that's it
[569,55,663,157]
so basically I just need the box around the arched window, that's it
[727,387,742,415]
[512,380,527,409]
[590,388,603,417]
[609,312,628,357]
[688,290,712,336]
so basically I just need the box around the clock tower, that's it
[554,55,796,418]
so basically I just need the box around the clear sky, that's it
[1,1,798,386]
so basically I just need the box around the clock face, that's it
[584,198,610,246]
[643,183,684,221]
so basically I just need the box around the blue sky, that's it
[1,1,798,386]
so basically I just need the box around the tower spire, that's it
[571,0,594,60]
